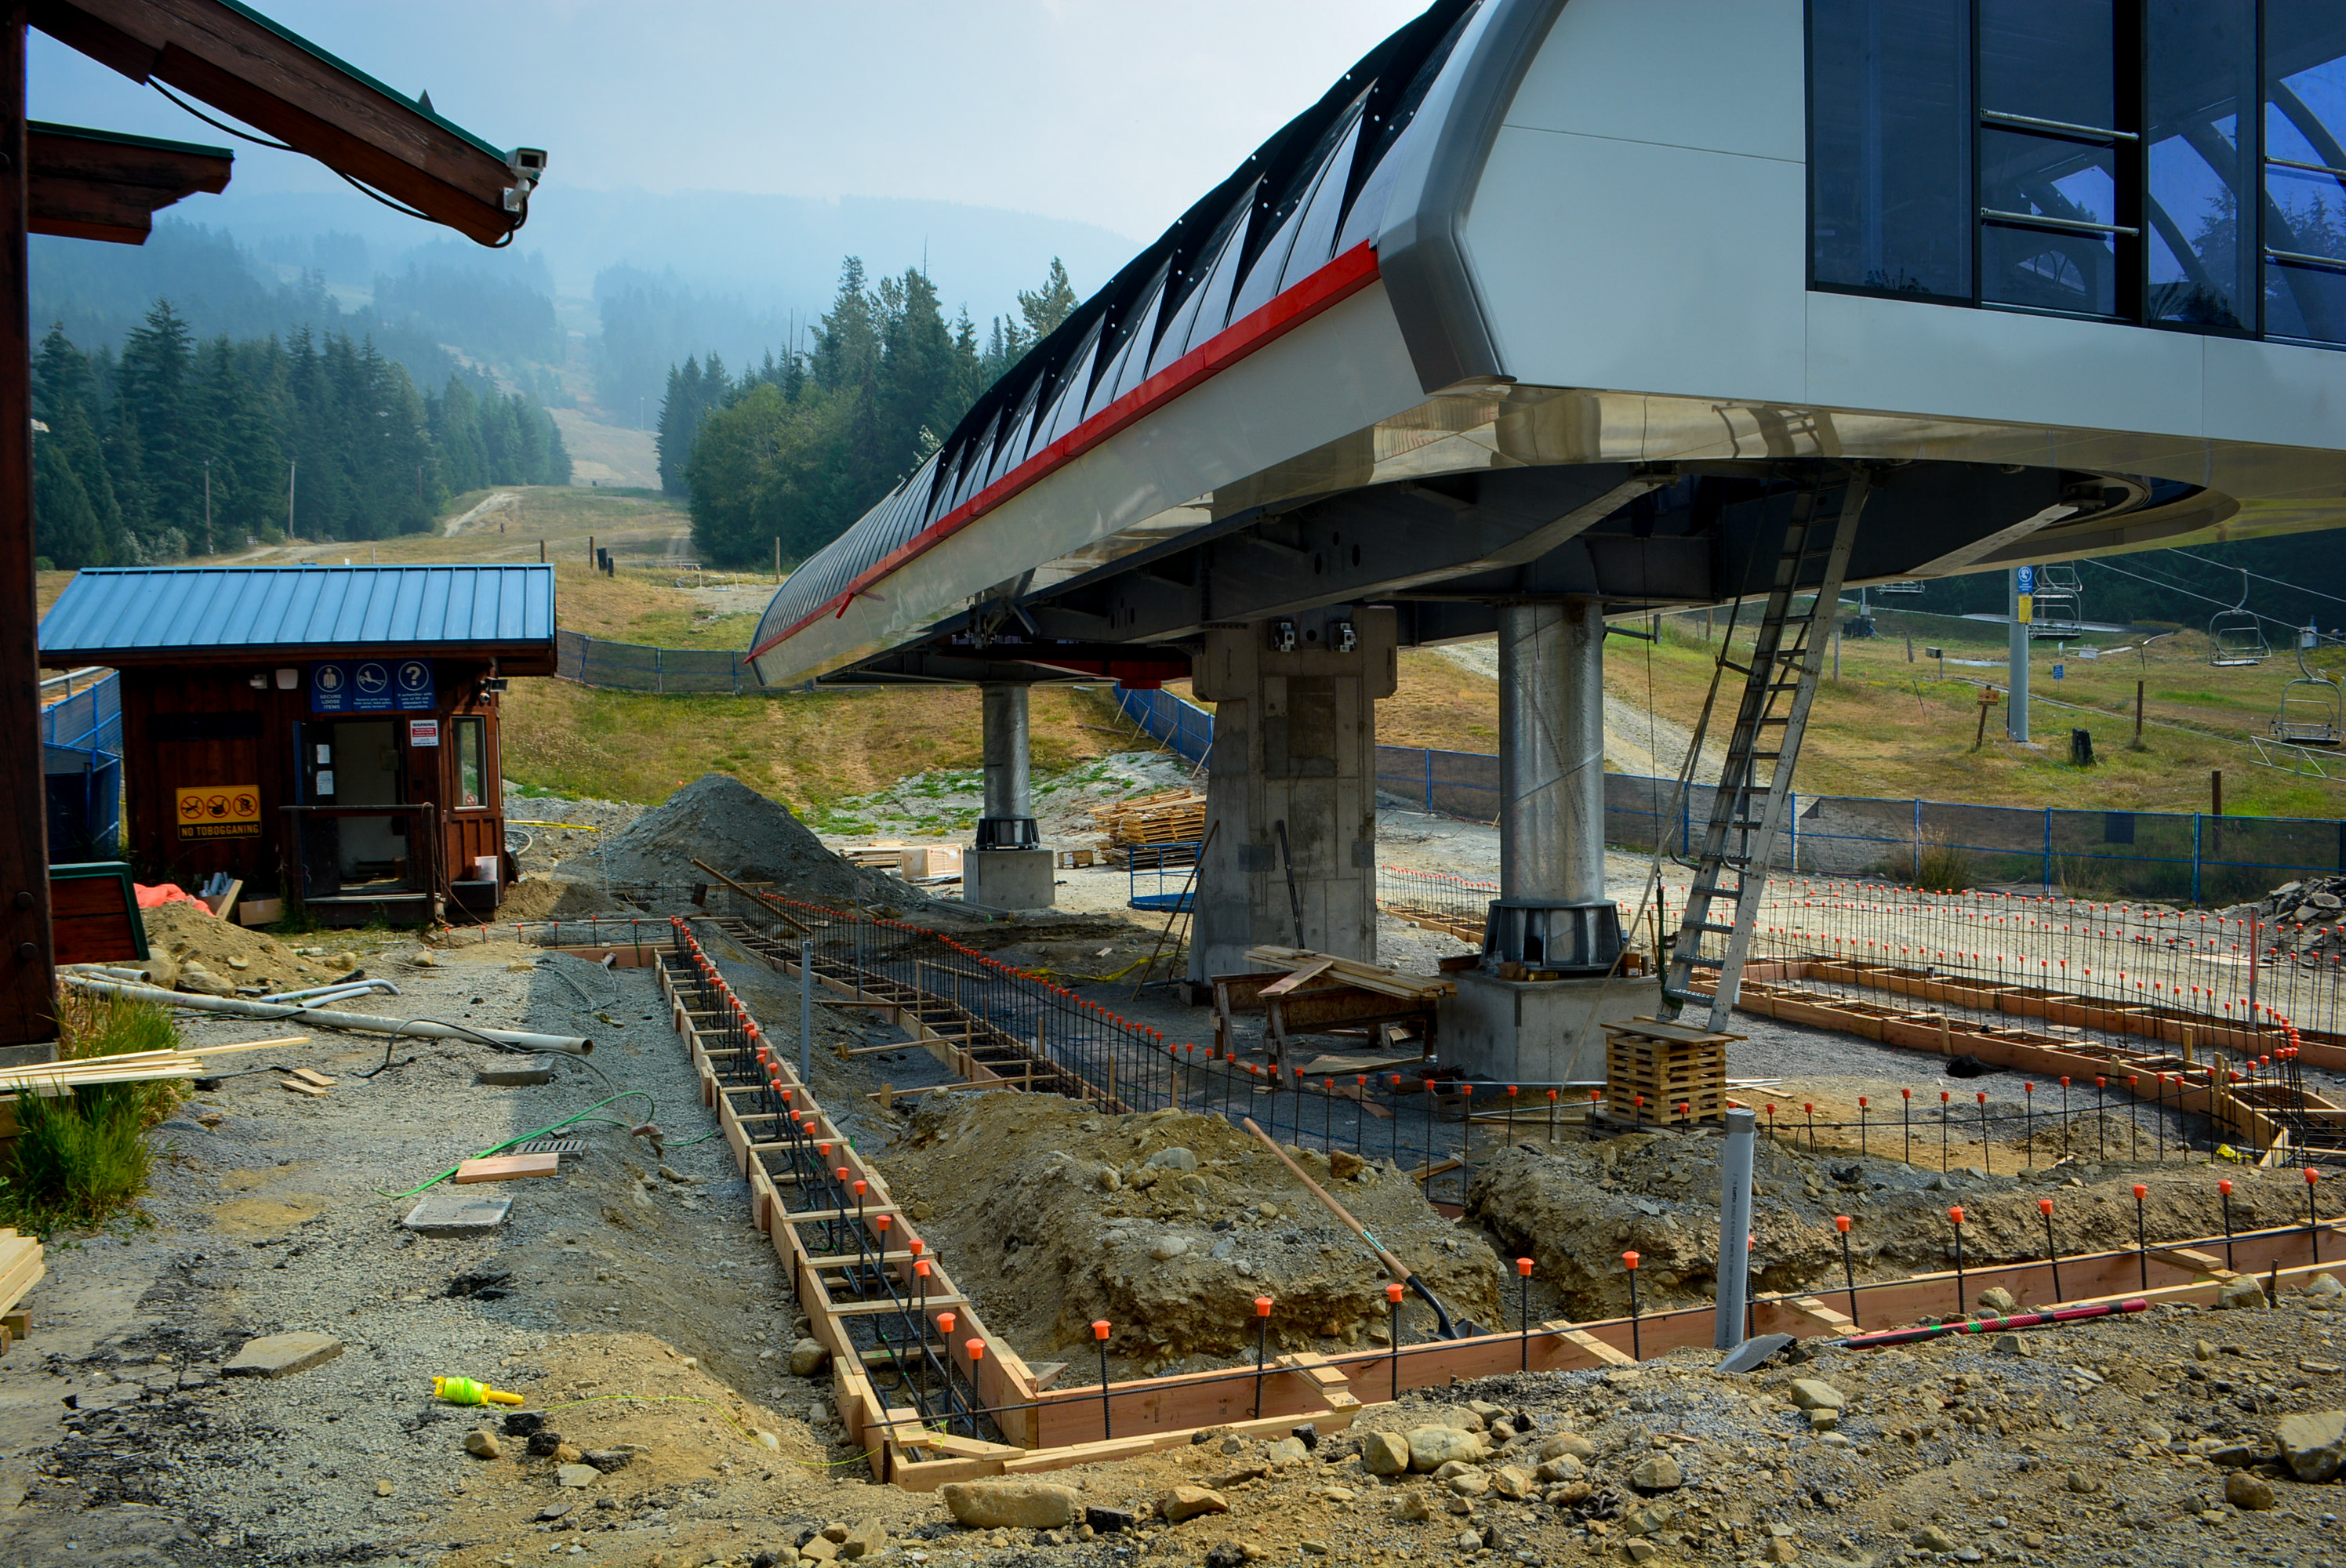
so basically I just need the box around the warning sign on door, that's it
[176,785,261,839]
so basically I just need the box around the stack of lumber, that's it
[1245,945,1456,1001]
[0,1228,42,1343]
[840,841,907,868]
[0,1034,308,1096]
[1094,789,1205,845]
[1603,1016,1734,1127]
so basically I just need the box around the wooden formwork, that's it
[1604,1017,1733,1127]
[661,920,2346,1494]
[1718,960,2346,1152]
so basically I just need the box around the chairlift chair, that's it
[2028,561,2084,639]
[1876,579,1925,595]
[2210,568,2270,666]
[2272,633,2344,747]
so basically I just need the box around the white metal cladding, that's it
[750,1,1484,670]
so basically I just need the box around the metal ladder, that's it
[1662,468,1872,1029]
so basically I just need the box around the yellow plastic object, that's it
[434,1375,524,1406]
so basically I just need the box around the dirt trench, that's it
[1466,1131,2321,1319]
[879,1094,1502,1377]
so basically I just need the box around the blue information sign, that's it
[2016,565,2036,594]
[350,659,394,712]
[393,659,435,712]
[310,662,349,713]
[313,659,434,713]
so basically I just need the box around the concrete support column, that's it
[976,683,1035,848]
[1484,600,1622,975]
[1189,605,1396,984]
[967,681,1053,910]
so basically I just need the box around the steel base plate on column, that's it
[974,817,1038,850]
[1481,899,1624,976]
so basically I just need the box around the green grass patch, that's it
[0,993,182,1236]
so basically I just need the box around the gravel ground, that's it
[0,933,957,1565]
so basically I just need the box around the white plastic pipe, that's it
[258,978,402,1004]
[61,977,592,1053]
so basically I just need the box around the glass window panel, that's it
[2144,0,2253,328]
[1982,223,2117,313]
[1980,128,2119,228]
[1978,0,2114,129]
[2264,165,2346,340]
[455,718,485,810]
[2265,0,2346,171]
[2264,256,2346,342]
[1808,0,1970,297]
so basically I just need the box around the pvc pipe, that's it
[258,978,401,1004]
[60,977,591,1053]
[1715,1106,1756,1349]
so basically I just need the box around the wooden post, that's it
[0,8,51,1051]
[2132,680,2144,749]
[539,539,546,563]
[774,536,782,582]
[2210,770,2222,818]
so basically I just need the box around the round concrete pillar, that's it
[1486,601,1622,974]
[977,683,1036,848]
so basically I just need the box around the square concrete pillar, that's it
[966,846,1056,911]
[1189,606,1396,982]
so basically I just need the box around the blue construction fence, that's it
[1113,684,2344,907]
[40,671,122,860]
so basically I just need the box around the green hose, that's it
[375,1090,657,1200]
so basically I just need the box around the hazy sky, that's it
[30,2,1430,245]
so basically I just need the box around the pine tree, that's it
[1019,258,1078,339]
[115,300,207,550]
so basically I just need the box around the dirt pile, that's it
[1469,1134,2318,1319]
[880,1093,1502,1375]
[136,902,354,994]
[491,875,628,923]
[594,773,909,906]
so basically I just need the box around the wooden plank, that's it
[1556,1326,1636,1367]
[831,1294,964,1318]
[1260,957,1336,998]
[0,1244,45,1317]
[278,1078,328,1098]
[452,1153,560,1183]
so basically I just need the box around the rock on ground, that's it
[939,1481,1080,1529]
[220,1331,343,1379]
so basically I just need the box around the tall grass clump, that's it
[1913,837,1974,894]
[0,991,180,1234]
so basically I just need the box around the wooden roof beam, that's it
[28,122,231,245]
[30,0,539,245]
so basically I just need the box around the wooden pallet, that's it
[1604,1017,1733,1126]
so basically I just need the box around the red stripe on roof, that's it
[749,241,1384,663]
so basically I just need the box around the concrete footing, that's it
[1438,971,1663,1084]
[966,847,1056,911]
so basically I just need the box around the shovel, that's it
[1241,1116,1485,1339]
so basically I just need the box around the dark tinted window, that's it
[2146,0,2256,328]
[1810,0,1972,296]
[1978,0,2114,129]
[2264,0,2346,341]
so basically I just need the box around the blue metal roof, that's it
[38,565,557,659]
